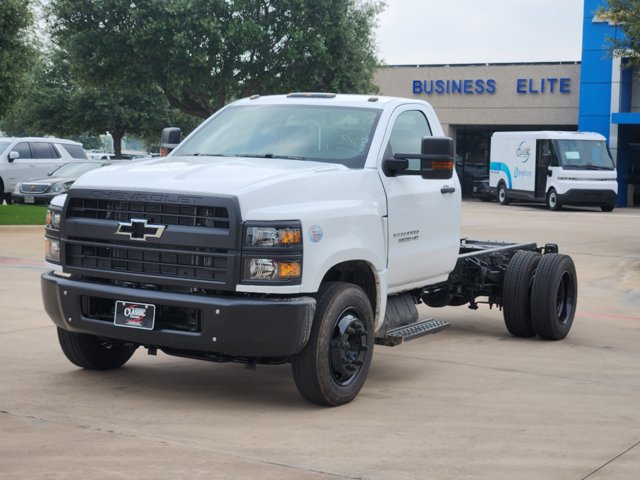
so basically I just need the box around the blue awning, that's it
[612,112,640,124]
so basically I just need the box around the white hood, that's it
[73,156,347,196]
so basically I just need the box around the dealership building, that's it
[375,0,639,207]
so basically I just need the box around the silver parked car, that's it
[12,161,111,205]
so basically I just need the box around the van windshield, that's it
[554,140,615,170]
[173,104,382,169]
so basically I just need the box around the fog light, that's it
[45,238,61,262]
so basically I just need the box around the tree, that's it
[49,0,385,119]
[598,0,640,67]
[0,50,193,157]
[0,0,36,113]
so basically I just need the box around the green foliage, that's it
[0,205,47,225]
[50,0,385,119]
[598,0,640,67]
[0,0,36,113]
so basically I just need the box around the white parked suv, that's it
[0,137,87,203]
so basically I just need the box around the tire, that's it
[502,251,541,338]
[57,327,138,370]
[601,204,615,212]
[292,282,374,406]
[497,183,510,205]
[531,254,578,340]
[546,188,561,211]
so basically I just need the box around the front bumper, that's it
[42,271,315,358]
[11,193,57,205]
[558,189,617,207]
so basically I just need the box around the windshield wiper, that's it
[189,153,227,157]
[235,153,307,160]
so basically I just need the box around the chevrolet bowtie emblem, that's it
[115,219,166,241]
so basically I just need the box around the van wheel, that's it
[546,188,561,210]
[57,328,138,370]
[497,183,510,205]
[292,282,374,406]
[601,204,615,212]
[502,251,541,337]
[531,254,577,340]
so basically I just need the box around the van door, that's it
[378,107,461,290]
[535,140,553,198]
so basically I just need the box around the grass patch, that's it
[0,204,48,225]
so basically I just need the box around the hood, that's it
[72,155,349,196]
[22,176,75,186]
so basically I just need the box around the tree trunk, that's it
[111,127,125,158]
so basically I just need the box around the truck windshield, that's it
[173,104,381,168]
[553,140,615,170]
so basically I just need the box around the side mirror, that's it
[159,127,181,156]
[419,137,454,180]
[383,136,454,179]
[8,151,19,162]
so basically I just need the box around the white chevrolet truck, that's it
[42,94,578,406]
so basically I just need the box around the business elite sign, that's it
[412,77,572,96]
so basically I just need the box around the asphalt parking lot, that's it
[1,200,639,480]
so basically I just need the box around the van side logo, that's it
[516,141,531,163]
[115,219,166,241]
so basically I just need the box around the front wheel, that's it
[57,328,138,370]
[546,188,562,211]
[601,204,615,212]
[497,183,510,205]
[292,282,374,406]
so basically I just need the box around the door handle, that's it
[440,186,456,194]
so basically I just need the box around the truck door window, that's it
[387,111,432,171]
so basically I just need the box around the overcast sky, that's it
[375,0,585,65]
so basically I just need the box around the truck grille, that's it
[68,198,230,229]
[62,190,241,290]
[66,240,229,282]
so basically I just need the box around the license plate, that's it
[24,196,35,204]
[114,301,156,330]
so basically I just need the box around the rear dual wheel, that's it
[503,252,577,340]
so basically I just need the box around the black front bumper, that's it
[42,271,315,358]
[558,189,617,207]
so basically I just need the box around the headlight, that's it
[46,209,61,229]
[245,226,302,247]
[13,183,21,193]
[241,222,303,284]
[49,183,65,193]
[243,258,302,281]
[45,238,61,263]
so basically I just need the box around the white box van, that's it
[489,131,618,211]
[0,137,87,203]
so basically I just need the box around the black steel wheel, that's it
[502,251,541,338]
[546,188,562,211]
[531,254,578,340]
[497,182,510,205]
[57,328,138,370]
[292,282,374,406]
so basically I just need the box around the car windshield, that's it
[0,141,11,155]
[554,140,615,170]
[173,104,382,168]
[49,161,104,178]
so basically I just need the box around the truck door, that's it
[379,108,461,291]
